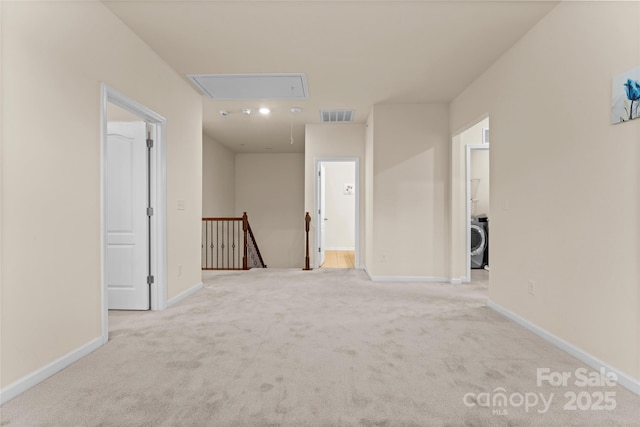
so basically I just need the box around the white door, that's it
[319,164,327,267]
[106,121,149,310]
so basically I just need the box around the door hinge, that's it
[319,247,321,253]
[147,207,154,216]
[318,171,321,176]
[147,138,154,149]
[318,209,321,214]
[147,275,154,285]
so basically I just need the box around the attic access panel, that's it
[187,73,309,100]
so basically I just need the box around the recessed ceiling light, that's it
[242,109,251,115]
[259,107,270,115]
[219,110,229,116]
[290,107,303,113]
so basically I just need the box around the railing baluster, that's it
[204,221,209,268]
[216,221,219,269]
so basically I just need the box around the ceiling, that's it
[103,0,558,154]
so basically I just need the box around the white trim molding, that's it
[488,300,640,396]
[167,282,203,308]
[0,337,103,405]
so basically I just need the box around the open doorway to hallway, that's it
[316,159,358,269]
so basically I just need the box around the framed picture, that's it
[611,66,640,124]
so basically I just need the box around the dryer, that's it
[470,215,488,269]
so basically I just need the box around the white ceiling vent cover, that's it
[320,109,354,123]
[187,73,308,100]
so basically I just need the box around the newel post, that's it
[242,212,249,270]
[303,212,312,271]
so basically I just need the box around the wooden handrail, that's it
[202,217,243,221]
[303,212,312,270]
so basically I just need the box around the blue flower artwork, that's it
[612,66,640,124]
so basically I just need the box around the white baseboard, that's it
[326,246,356,251]
[167,282,203,308]
[449,277,465,285]
[363,267,452,283]
[363,269,448,283]
[488,300,640,396]
[370,276,449,282]
[0,337,103,405]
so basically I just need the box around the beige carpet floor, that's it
[1,268,639,426]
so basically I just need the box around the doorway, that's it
[315,158,359,269]
[450,117,490,283]
[466,143,490,279]
[100,83,167,343]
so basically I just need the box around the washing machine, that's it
[470,215,489,269]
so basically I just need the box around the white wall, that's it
[1,1,202,390]
[235,154,305,268]
[365,114,375,273]
[304,124,366,268]
[203,133,236,217]
[107,102,141,122]
[323,162,356,250]
[368,104,450,279]
[450,1,640,382]
[470,149,490,217]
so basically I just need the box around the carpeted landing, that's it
[1,268,639,426]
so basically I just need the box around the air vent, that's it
[320,109,354,123]
[187,73,308,100]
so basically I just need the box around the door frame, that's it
[100,83,167,343]
[465,143,489,282]
[314,157,360,269]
